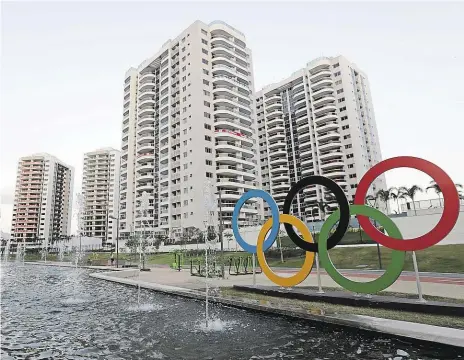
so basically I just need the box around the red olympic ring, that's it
[354,156,460,251]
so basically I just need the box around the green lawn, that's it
[18,244,464,274]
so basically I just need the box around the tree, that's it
[223,232,233,250]
[375,187,397,213]
[398,185,423,215]
[315,199,331,220]
[125,236,138,264]
[426,181,443,207]
[389,188,402,214]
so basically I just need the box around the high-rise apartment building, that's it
[81,148,121,246]
[120,21,260,239]
[11,153,74,248]
[256,56,386,220]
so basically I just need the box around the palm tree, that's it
[389,188,401,214]
[398,185,423,215]
[426,181,443,207]
[315,200,330,220]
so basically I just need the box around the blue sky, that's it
[1,1,463,232]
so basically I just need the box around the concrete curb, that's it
[233,285,464,316]
[90,270,464,349]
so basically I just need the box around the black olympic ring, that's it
[282,175,350,253]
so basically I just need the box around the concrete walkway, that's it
[135,266,464,300]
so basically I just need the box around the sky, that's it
[1,1,463,233]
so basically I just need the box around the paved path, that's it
[135,267,464,300]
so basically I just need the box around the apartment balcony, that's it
[214,129,254,146]
[304,195,318,203]
[137,132,155,143]
[138,114,156,127]
[136,172,154,183]
[314,113,338,125]
[318,131,340,142]
[323,170,347,179]
[213,84,250,102]
[217,178,256,190]
[266,101,282,112]
[293,88,306,102]
[296,123,309,133]
[213,75,249,93]
[316,121,339,133]
[301,167,315,177]
[321,160,345,170]
[270,165,289,175]
[268,132,285,141]
[216,165,256,179]
[268,140,286,151]
[310,70,332,83]
[138,98,157,108]
[311,78,333,91]
[267,124,285,135]
[264,94,281,105]
[137,142,155,153]
[273,173,290,182]
[214,106,252,125]
[216,153,254,168]
[300,156,314,166]
[294,107,307,118]
[216,140,245,153]
[267,117,284,128]
[293,82,305,94]
[139,90,157,99]
[139,81,157,92]
[312,86,334,99]
[299,131,311,142]
[211,43,248,63]
[295,115,309,127]
[136,152,155,163]
[314,104,337,117]
[214,117,254,137]
[300,148,313,159]
[319,141,342,152]
[313,96,336,108]
[294,97,307,109]
[273,192,287,200]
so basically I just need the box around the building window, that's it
[343,134,351,140]
[206,160,212,166]
[184,176,188,181]
[206,172,213,178]
[201,29,207,35]
[349,174,356,179]
[333,63,340,68]
[205,147,212,153]
[338,97,345,103]
[202,59,209,65]
[342,125,349,130]
[202,48,208,55]
[202,39,208,45]
[336,89,344,94]
[334,71,341,77]
[182,76,187,82]
[203,90,210,96]
[203,79,209,85]
[339,106,346,112]
[345,144,352,149]
[204,123,211,130]
[182,66,186,72]
[204,112,211,118]
[203,69,209,75]
[183,152,188,157]
[205,135,211,141]
[348,164,354,168]
[204,101,210,107]
[335,80,342,85]
[183,107,187,113]
[183,164,188,169]
[184,200,188,206]
[341,116,348,121]
[347,153,354,158]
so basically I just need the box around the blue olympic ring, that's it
[232,189,279,254]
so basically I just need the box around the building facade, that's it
[11,153,74,248]
[81,148,121,247]
[120,20,260,240]
[256,56,386,220]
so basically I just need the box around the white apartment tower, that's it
[81,148,121,246]
[11,153,74,248]
[120,21,260,239]
[256,56,386,219]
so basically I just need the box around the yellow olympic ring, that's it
[257,214,315,287]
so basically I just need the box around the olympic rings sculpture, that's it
[232,156,460,293]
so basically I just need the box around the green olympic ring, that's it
[318,205,406,294]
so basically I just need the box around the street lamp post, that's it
[216,191,224,279]
[110,215,120,268]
